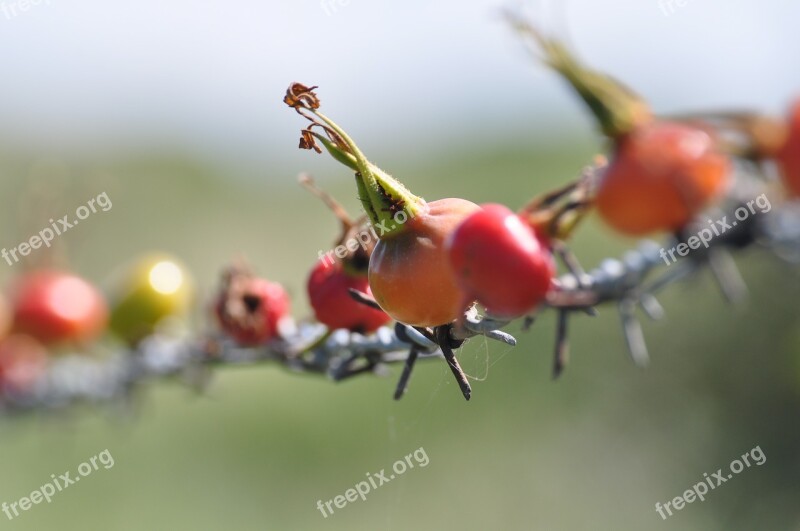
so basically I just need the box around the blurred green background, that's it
[1,1,800,530]
[0,142,798,530]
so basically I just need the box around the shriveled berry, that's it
[215,268,290,346]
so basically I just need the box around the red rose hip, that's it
[299,174,391,333]
[596,122,730,235]
[308,258,390,333]
[446,204,555,318]
[286,84,478,327]
[10,270,108,345]
[214,267,290,346]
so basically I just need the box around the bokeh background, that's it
[1,1,799,529]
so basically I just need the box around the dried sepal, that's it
[284,82,320,110]
[299,128,322,153]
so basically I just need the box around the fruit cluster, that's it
[0,256,193,403]
[2,17,800,413]
[280,16,800,396]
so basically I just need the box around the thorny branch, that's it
[2,188,798,415]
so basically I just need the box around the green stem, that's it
[310,110,427,237]
[508,16,651,139]
[313,133,359,171]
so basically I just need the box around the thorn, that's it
[706,249,748,305]
[552,310,569,379]
[455,313,517,346]
[522,315,536,331]
[553,241,592,289]
[394,322,438,351]
[332,353,379,381]
[483,329,517,346]
[435,326,472,401]
[643,261,694,295]
[348,288,384,311]
[619,299,649,367]
[393,347,419,400]
[639,293,665,321]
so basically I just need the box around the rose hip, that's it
[368,198,480,326]
[109,255,193,345]
[308,258,390,333]
[286,84,477,327]
[596,122,730,235]
[287,83,479,399]
[507,17,730,235]
[214,266,290,346]
[300,175,391,333]
[10,270,108,345]
[446,204,555,318]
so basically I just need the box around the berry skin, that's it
[368,198,481,327]
[215,273,290,346]
[10,271,108,345]
[776,99,800,197]
[596,122,730,235]
[0,334,48,394]
[446,204,555,318]
[307,259,390,333]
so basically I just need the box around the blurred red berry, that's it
[307,258,390,333]
[507,22,730,236]
[596,122,731,235]
[215,268,290,346]
[776,99,800,197]
[446,204,555,318]
[10,271,108,345]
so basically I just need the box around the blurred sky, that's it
[0,0,798,169]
